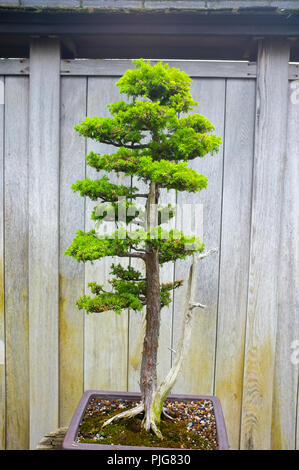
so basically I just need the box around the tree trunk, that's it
[140,249,161,431]
[140,182,161,432]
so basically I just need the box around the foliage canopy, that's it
[65,59,221,315]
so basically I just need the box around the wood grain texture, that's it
[270,80,299,450]
[28,39,60,449]
[240,40,290,450]
[84,77,128,392]
[157,188,176,384]
[214,79,255,450]
[0,58,296,81]
[61,59,257,79]
[172,78,225,395]
[0,76,5,450]
[4,77,29,450]
[0,59,29,75]
[36,427,67,450]
[59,77,86,427]
[127,181,147,392]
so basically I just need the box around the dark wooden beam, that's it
[0,8,299,37]
[0,7,299,60]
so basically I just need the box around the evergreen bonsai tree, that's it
[65,59,221,438]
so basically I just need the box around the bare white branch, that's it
[168,347,177,354]
[196,248,218,261]
[162,407,175,421]
[189,302,206,309]
[102,403,144,428]
[151,248,218,418]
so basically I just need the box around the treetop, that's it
[116,59,197,113]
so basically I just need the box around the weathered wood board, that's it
[84,77,129,392]
[270,80,299,450]
[61,59,257,79]
[4,76,29,449]
[0,59,29,75]
[0,76,5,450]
[0,57,298,81]
[214,78,255,450]
[28,39,60,449]
[59,77,86,427]
[172,77,225,396]
[157,187,176,383]
[240,40,290,450]
[127,179,147,392]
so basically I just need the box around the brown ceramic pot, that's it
[63,390,229,450]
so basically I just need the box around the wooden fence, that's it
[0,39,298,450]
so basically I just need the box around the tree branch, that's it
[196,248,218,261]
[189,302,206,309]
[102,403,144,428]
[119,252,146,260]
[131,247,147,253]
[100,139,149,150]
[151,248,218,423]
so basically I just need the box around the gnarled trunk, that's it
[151,249,217,427]
[140,249,161,431]
[139,181,162,433]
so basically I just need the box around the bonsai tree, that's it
[65,59,221,438]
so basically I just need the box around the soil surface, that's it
[77,397,218,450]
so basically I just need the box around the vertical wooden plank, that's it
[157,188,176,384]
[270,80,299,450]
[214,79,255,450]
[240,40,290,450]
[59,77,86,426]
[4,77,29,449]
[84,77,128,391]
[127,184,147,392]
[172,78,225,395]
[29,39,60,448]
[0,76,5,450]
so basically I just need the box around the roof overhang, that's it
[0,5,299,60]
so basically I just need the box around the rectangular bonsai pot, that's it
[63,390,229,450]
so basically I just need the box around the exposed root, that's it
[162,407,175,421]
[141,410,164,439]
[150,421,163,439]
[102,402,144,428]
[102,401,164,440]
